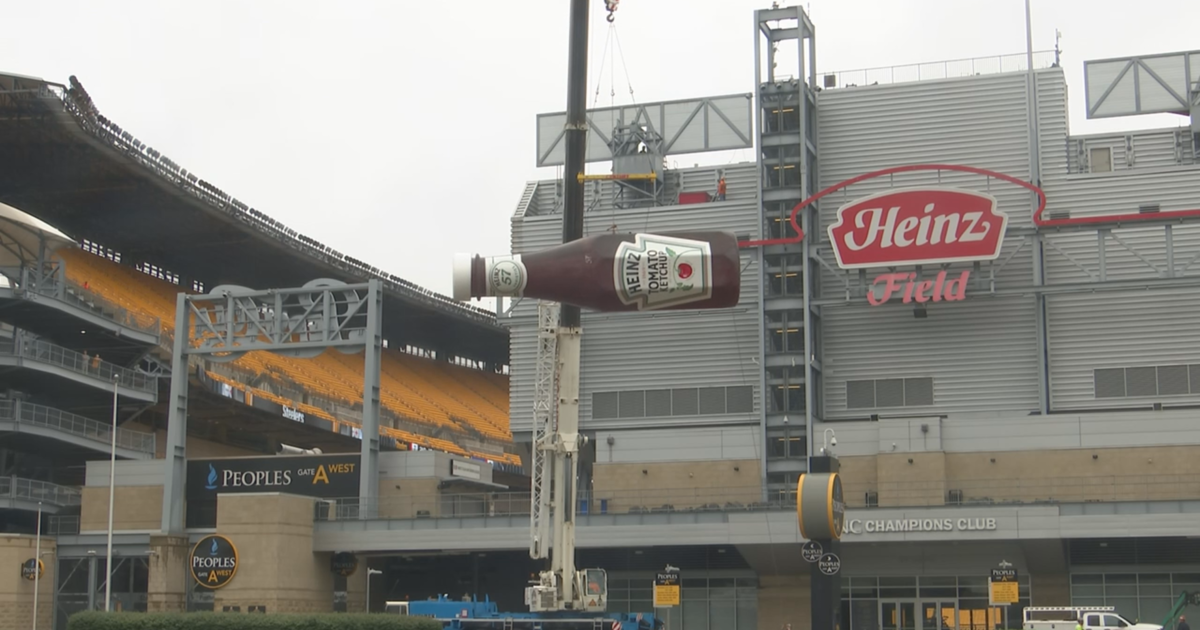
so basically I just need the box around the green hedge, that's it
[67,611,442,630]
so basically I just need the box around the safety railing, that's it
[1,264,161,337]
[0,476,82,508]
[0,399,156,454]
[48,515,81,535]
[821,49,1058,90]
[315,472,1200,522]
[1,331,156,393]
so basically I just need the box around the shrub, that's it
[67,611,442,630]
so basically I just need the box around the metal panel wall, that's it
[820,297,1041,419]
[1041,168,1200,409]
[814,70,1057,419]
[594,426,761,464]
[506,179,762,438]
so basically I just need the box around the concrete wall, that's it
[0,535,54,630]
[836,444,1200,507]
[213,493,366,612]
[80,485,162,532]
[593,459,762,511]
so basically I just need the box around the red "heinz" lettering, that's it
[827,188,1008,269]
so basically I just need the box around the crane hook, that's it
[605,0,619,22]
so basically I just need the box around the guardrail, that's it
[820,50,1058,90]
[314,472,1200,522]
[48,515,81,535]
[0,476,82,508]
[0,331,156,393]
[0,399,155,454]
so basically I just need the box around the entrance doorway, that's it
[881,600,958,630]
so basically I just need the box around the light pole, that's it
[104,374,119,612]
[367,568,383,613]
[33,500,42,630]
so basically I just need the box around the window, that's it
[846,378,934,409]
[1094,365,1200,399]
[1090,146,1114,173]
[592,385,754,419]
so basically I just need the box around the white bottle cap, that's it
[452,253,473,302]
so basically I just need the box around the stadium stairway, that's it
[53,248,517,465]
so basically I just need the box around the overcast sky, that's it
[4,1,1197,299]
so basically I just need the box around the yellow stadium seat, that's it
[55,249,515,464]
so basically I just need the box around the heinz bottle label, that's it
[613,234,714,310]
[484,254,528,297]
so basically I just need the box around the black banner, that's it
[186,454,361,501]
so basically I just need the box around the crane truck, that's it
[389,1,658,628]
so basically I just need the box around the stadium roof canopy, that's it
[0,72,508,366]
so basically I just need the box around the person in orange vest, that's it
[717,173,727,201]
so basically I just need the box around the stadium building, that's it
[1,5,1199,630]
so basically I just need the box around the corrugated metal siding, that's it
[1047,289,1200,409]
[821,296,1040,419]
[521,162,759,220]
[814,69,1054,419]
[1065,129,1196,174]
[506,198,762,437]
[1041,167,1200,409]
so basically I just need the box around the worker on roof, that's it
[717,173,727,201]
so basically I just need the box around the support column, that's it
[160,293,190,534]
[809,456,843,630]
[360,279,382,518]
[147,535,189,612]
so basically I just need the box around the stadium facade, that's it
[1,5,1199,630]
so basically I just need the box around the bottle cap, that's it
[451,253,473,301]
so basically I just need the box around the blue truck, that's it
[385,595,660,630]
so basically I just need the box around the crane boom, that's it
[524,0,607,614]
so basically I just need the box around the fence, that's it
[0,399,155,454]
[0,476,82,508]
[0,332,156,393]
[821,50,1058,89]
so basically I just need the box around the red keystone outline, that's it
[739,163,1200,248]
[740,164,1046,248]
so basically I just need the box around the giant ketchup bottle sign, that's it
[453,231,741,312]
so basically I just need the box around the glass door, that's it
[882,601,919,630]
[922,601,958,630]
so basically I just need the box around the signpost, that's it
[653,567,681,607]
[799,456,844,630]
[989,562,1019,606]
[654,565,680,630]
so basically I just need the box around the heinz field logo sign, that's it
[826,187,1009,307]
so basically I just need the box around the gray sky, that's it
[4,1,1197,298]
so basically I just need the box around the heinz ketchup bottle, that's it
[452,231,742,312]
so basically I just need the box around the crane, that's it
[526,0,621,616]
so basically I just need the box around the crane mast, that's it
[525,0,612,615]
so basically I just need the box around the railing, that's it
[0,476,82,508]
[0,331,156,393]
[59,280,161,335]
[315,473,1200,522]
[0,399,156,454]
[821,50,1058,90]
[48,515,81,535]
